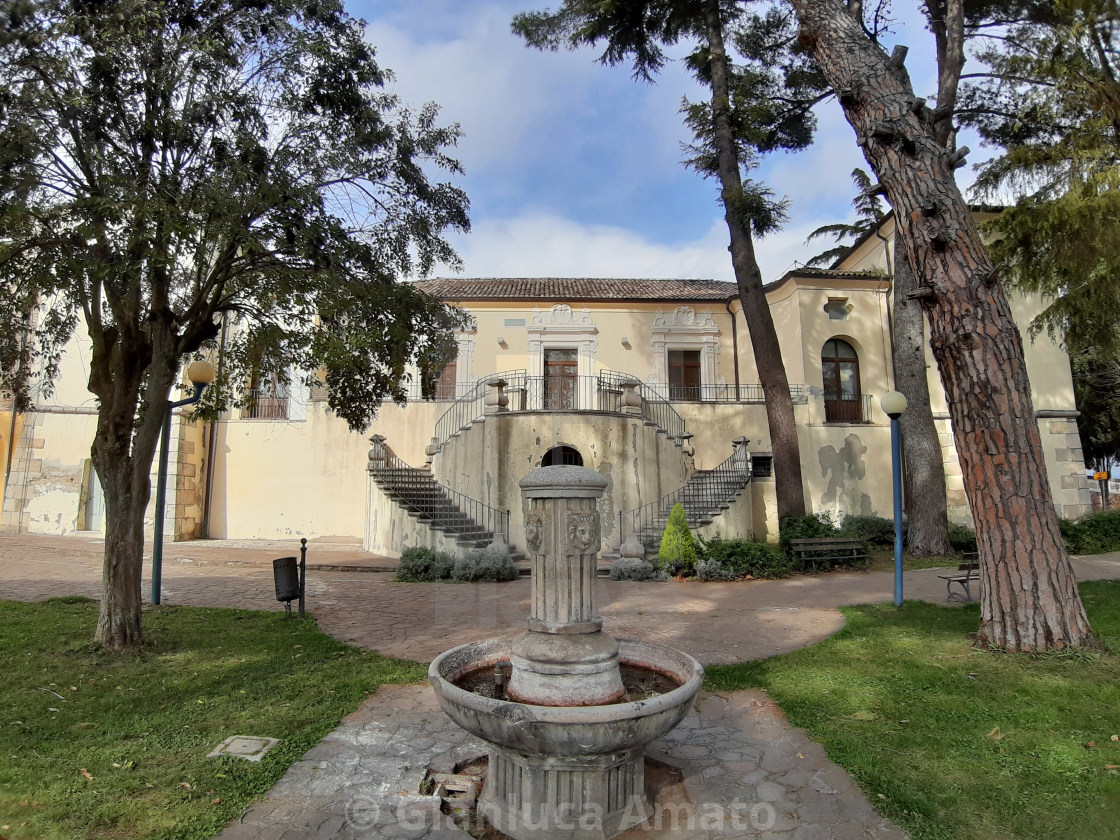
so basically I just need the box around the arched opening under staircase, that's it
[540,445,584,467]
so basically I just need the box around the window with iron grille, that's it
[541,445,583,467]
[751,455,773,477]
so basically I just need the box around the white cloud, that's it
[363,4,700,183]
[444,211,827,285]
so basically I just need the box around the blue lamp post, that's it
[152,360,216,605]
[881,390,908,607]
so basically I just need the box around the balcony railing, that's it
[644,383,809,404]
[242,387,289,420]
[824,393,873,423]
[429,369,688,455]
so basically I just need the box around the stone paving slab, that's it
[218,684,908,840]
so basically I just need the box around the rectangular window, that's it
[504,318,526,327]
[544,348,578,409]
[434,357,458,401]
[668,350,701,401]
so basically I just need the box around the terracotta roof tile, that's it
[413,277,739,302]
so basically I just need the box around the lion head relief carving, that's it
[566,512,600,553]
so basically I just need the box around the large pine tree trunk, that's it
[789,0,1091,649]
[892,248,952,555]
[702,0,806,519]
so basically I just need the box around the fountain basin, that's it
[429,637,703,756]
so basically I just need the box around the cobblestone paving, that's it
[217,684,908,840]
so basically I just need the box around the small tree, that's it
[0,0,470,650]
[657,503,698,575]
[1072,349,1120,476]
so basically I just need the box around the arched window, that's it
[822,339,863,423]
[541,445,584,467]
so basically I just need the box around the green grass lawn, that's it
[0,597,426,840]
[707,580,1120,840]
[865,548,969,572]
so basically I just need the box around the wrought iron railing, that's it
[241,387,289,420]
[824,393,873,423]
[643,383,809,404]
[618,442,753,543]
[399,380,471,401]
[368,437,510,545]
[431,369,526,451]
[428,369,690,453]
[598,371,688,442]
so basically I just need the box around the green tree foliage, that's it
[1071,349,1120,472]
[803,167,887,267]
[0,0,470,649]
[657,502,698,574]
[961,0,1120,354]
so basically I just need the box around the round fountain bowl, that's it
[429,638,704,756]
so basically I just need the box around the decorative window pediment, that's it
[649,307,721,395]
[526,305,599,379]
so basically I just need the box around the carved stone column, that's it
[507,466,623,707]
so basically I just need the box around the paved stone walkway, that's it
[217,684,908,840]
[4,534,1119,840]
[2,533,1119,664]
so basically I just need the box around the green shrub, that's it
[698,534,794,579]
[657,503,698,575]
[839,515,898,547]
[451,549,519,582]
[1060,510,1120,554]
[394,546,455,581]
[779,512,839,555]
[609,558,668,581]
[947,521,978,553]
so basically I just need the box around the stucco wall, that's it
[428,409,690,553]
[212,406,365,540]
[694,479,754,543]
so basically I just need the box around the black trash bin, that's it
[273,557,299,604]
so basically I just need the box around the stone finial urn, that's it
[429,465,704,840]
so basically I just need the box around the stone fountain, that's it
[429,466,704,840]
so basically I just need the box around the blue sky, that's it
[356,1,980,284]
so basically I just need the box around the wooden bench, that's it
[938,552,979,602]
[789,538,870,573]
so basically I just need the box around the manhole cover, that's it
[207,735,280,762]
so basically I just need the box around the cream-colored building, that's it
[0,217,1091,556]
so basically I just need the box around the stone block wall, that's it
[172,410,209,541]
